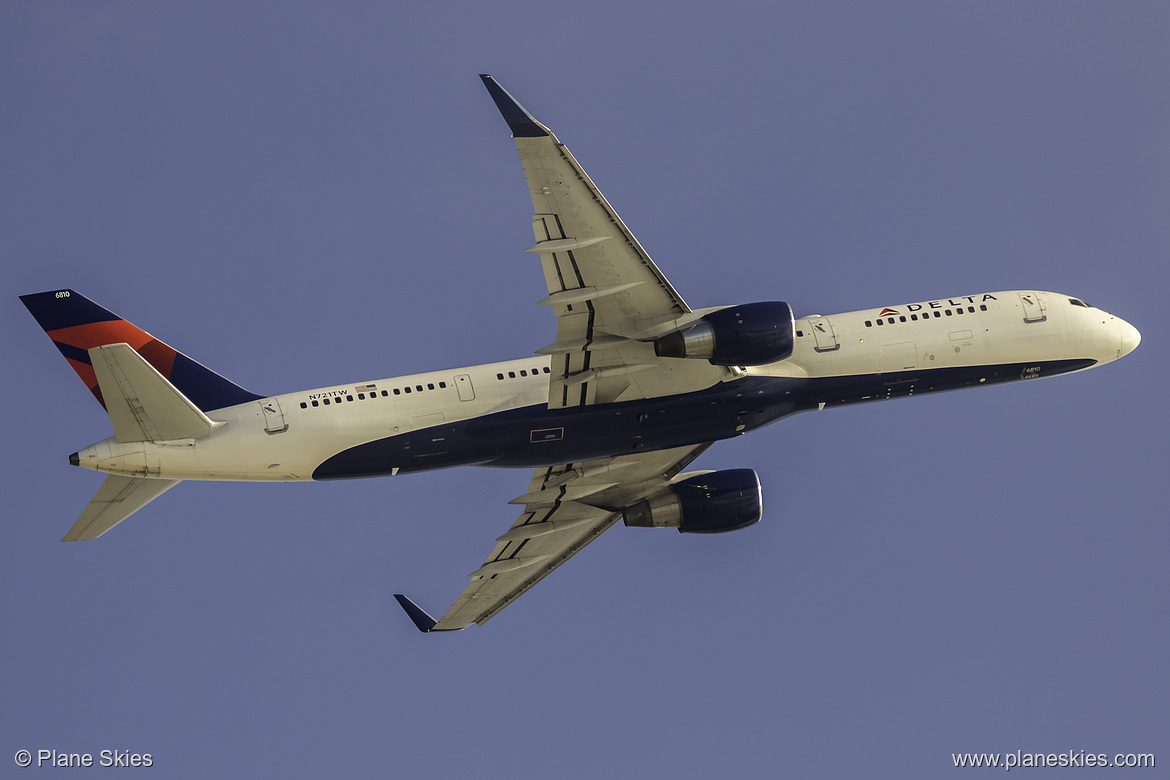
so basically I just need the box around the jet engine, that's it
[653,302,795,366]
[623,469,762,534]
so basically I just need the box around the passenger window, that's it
[865,321,872,328]
[497,373,504,380]
[300,402,307,409]
[416,385,423,392]
[357,393,365,400]
[324,398,331,405]
[899,316,906,322]
[543,367,550,373]
[910,314,918,321]
[427,383,434,390]
[508,371,516,379]
[346,395,354,402]
[520,370,527,377]
[311,400,319,407]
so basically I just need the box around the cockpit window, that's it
[1068,298,1091,308]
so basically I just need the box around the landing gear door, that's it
[1019,292,1047,323]
[809,316,840,352]
[260,398,288,434]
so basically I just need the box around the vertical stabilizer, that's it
[19,289,262,412]
[64,475,180,541]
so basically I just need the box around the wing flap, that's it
[435,509,621,630]
[401,443,713,632]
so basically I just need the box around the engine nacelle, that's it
[653,301,795,366]
[623,469,762,534]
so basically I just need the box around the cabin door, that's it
[1019,292,1047,323]
[455,374,475,401]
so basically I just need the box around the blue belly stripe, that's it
[311,359,1095,480]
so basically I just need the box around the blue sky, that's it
[3,3,1167,777]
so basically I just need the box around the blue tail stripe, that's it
[53,341,92,365]
[169,353,262,411]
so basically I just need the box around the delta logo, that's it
[876,294,999,317]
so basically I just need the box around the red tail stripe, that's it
[65,357,99,391]
[136,339,178,380]
[47,320,154,351]
[64,357,105,409]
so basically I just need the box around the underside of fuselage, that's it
[310,356,1096,479]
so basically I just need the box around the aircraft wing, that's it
[481,75,725,409]
[395,442,712,632]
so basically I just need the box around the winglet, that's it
[394,594,440,633]
[479,74,550,138]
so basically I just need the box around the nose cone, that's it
[1119,319,1141,357]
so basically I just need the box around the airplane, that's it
[21,75,1140,632]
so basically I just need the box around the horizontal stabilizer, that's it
[64,474,180,541]
[90,343,224,443]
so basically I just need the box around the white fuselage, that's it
[73,291,1139,482]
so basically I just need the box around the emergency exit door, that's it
[259,397,287,434]
[809,316,840,352]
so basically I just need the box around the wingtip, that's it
[394,594,439,633]
[479,75,550,138]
